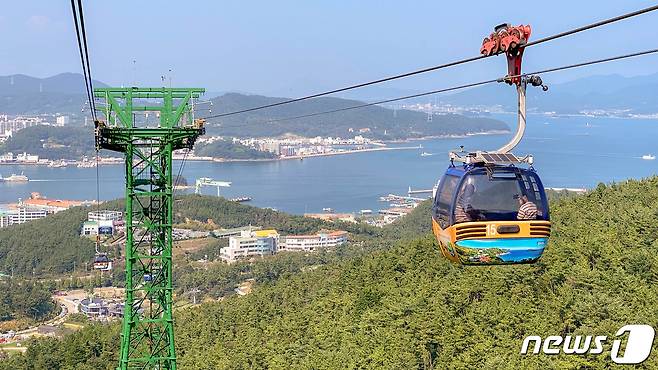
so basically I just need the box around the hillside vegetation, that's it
[2,177,657,368]
[0,206,96,276]
[0,125,277,161]
[1,125,95,160]
[0,281,55,323]
[194,139,277,160]
[173,194,380,237]
[0,195,380,277]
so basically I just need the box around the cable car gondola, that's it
[93,253,113,271]
[432,154,550,265]
[431,23,551,265]
[92,234,113,271]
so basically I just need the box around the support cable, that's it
[214,48,658,125]
[76,0,97,121]
[71,0,102,257]
[70,0,95,121]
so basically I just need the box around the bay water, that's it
[1,114,656,214]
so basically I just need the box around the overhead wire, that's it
[524,4,658,48]
[70,0,95,121]
[212,47,658,126]
[71,0,103,256]
[172,105,203,197]
[76,0,97,121]
[172,149,191,197]
[202,3,658,120]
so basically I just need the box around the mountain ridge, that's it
[438,72,658,114]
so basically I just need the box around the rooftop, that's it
[24,198,83,209]
[285,230,348,239]
[253,229,278,237]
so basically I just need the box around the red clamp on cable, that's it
[480,24,531,86]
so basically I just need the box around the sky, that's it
[1,1,657,98]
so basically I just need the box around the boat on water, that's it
[322,207,334,213]
[77,161,97,168]
[420,152,432,157]
[0,173,29,182]
[642,154,656,160]
[48,160,68,168]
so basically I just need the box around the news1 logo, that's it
[521,325,655,364]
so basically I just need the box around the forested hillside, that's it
[3,177,657,368]
[1,125,95,160]
[0,126,275,161]
[0,195,380,277]
[194,139,277,160]
[0,206,95,276]
[0,281,55,323]
[173,194,380,237]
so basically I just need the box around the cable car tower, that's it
[94,87,205,370]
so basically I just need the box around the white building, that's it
[220,229,279,263]
[81,221,100,236]
[81,211,123,236]
[0,153,14,162]
[55,116,70,126]
[280,230,348,252]
[88,210,123,222]
[0,207,48,228]
[15,152,39,163]
[0,116,48,136]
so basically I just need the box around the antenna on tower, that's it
[131,59,136,87]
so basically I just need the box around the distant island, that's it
[203,93,509,140]
[0,89,511,161]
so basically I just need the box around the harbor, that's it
[0,116,656,215]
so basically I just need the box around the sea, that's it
[0,114,656,215]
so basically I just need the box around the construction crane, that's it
[194,177,231,196]
[94,87,205,370]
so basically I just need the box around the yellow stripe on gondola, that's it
[432,218,552,265]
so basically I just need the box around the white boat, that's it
[77,161,97,168]
[642,154,656,160]
[420,152,432,157]
[322,207,334,213]
[0,172,29,182]
[48,160,67,168]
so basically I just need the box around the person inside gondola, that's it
[517,194,538,220]
[454,183,476,223]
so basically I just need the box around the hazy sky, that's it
[2,1,657,97]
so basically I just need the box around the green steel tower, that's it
[94,87,205,370]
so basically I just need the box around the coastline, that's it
[384,129,510,144]
[495,111,658,120]
[210,145,423,163]
[0,145,424,166]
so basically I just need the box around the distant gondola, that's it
[93,253,113,271]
